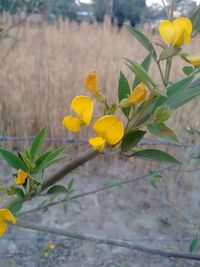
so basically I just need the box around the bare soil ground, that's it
[0,142,200,267]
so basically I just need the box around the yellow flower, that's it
[128,83,148,105]
[15,169,28,185]
[186,52,200,66]
[62,95,93,132]
[159,17,192,47]
[89,115,124,151]
[0,209,16,237]
[84,71,99,94]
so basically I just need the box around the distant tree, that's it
[92,0,146,26]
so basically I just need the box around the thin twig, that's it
[15,218,200,261]
[19,164,176,216]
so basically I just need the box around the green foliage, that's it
[125,58,155,88]
[132,149,181,164]
[8,197,23,214]
[189,232,199,253]
[47,185,68,195]
[159,46,181,61]
[183,66,194,76]
[0,149,27,171]
[127,26,157,59]
[149,171,165,190]
[147,123,179,143]
[121,130,146,152]
[30,126,47,160]
[93,0,145,26]
[132,52,152,89]
[118,71,131,117]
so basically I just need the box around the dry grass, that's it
[0,19,199,142]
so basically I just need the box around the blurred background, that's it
[0,1,200,266]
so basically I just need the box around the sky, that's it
[79,0,200,7]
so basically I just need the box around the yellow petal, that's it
[0,209,16,224]
[62,116,82,132]
[128,83,148,105]
[88,137,105,151]
[0,220,7,237]
[159,20,176,44]
[93,115,124,145]
[173,17,192,46]
[173,17,192,35]
[84,71,99,94]
[71,95,93,125]
[186,53,200,66]
[15,169,28,185]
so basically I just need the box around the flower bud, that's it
[154,106,173,123]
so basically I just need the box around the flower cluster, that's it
[62,71,149,151]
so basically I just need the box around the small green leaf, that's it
[159,46,181,61]
[147,123,179,143]
[30,126,47,160]
[190,7,200,34]
[121,130,146,152]
[67,179,74,193]
[118,71,131,117]
[8,197,23,214]
[104,179,122,188]
[37,146,66,171]
[63,202,68,214]
[127,25,156,59]
[35,150,53,168]
[183,66,194,76]
[149,172,164,190]
[15,188,25,198]
[125,58,155,87]
[0,149,27,171]
[132,52,152,89]
[47,185,67,195]
[189,232,199,253]
[132,149,181,164]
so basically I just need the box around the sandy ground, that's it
[0,142,200,267]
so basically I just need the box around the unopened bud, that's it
[154,105,173,123]
[119,98,130,108]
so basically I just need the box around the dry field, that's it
[0,19,199,142]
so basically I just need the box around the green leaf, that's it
[8,197,23,214]
[127,25,156,59]
[176,0,184,4]
[118,71,131,117]
[183,66,194,76]
[153,76,194,109]
[104,179,122,188]
[121,130,146,152]
[159,46,181,61]
[132,52,152,89]
[15,188,25,198]
[30,126,47,160]
[190,7,200,34]
[147,123,179,143]
[67,179,74,193]
[125,58,156,88]
[37,146,65,171]
[35,150,53,168]
[149,172,164,190]
[189,232,199,253]
[0,149,27,171]
[132,149,181,164]
[63,202,68,214]
[47,185,67,195]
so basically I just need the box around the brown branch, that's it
[15,218,200,261]
[41,149,99,191]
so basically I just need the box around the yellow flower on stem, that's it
[0,209,16,237]
[62,95,93,132]
[15,169,28,185]
[128,83,148,105]
[89,115,124,151]
[186,52,200,67]
[159,17,192,47]
[84,71,99,94]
